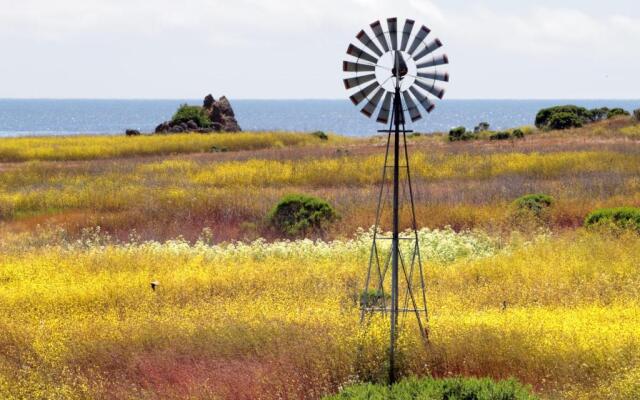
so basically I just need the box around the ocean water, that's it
[0,99,638,137]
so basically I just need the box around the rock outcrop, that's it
[155,94,241,133]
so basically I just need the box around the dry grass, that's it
[1,121,640,241]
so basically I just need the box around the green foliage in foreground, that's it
[323,376,539,400]
[268,194,337,236]
[585,207,640,232]
[171,104,211,127]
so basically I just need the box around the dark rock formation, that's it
[125,129,140,136]
[155,94,241,134]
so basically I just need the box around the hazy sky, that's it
[1,0,639,99]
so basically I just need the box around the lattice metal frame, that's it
[343,17,449,384]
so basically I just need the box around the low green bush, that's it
[171,104,211,127]
[311,131,329,140]
[359,289,390,308]
[535,105,591,130]
[449,126,476,141]
[584,207,640,232]
[490,131,511,141]
[607,108,630,119]
[268,194,337,236]
[512,128,525,138]
[547,112,583,130]
[513,194,554,215]
[510,194,554,229]
[589,107,609,122]
[323,376,539,400]
[474,122,490,133]
[634,109,640,122]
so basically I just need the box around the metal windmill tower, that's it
[342,17,449,384]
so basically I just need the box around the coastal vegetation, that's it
[1,114,640,399]
[1,228,639,399]
[324,376,539,400]
[0,131,345,162]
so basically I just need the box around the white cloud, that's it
[0,0,638,98]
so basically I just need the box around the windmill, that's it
[342,17,449,383]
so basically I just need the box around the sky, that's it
[0,0,639,99]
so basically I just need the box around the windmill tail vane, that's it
[342,17,449,384]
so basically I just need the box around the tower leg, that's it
[389,85,402,385]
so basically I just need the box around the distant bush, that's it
[512,128,525,138]
[490,131,511,141]
[607,108,630,119]
[634,109,640,122]
[584,207,640,232]
[449,126,476,141]
[547,112,583,130]
[311,131,329,140]
[535,105,591,130]
[323,376,539,400]
[589,107,609,122]
[171,104,211,128]
[474,122,490,133]
[268,194,337,236]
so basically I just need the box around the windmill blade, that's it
[370,20,390,52]
[413,38,443,62]
[414,80,446,99]
[350,81,380,105]
[417,71,449,82]
[409,87,435,113]
[361,87,385,117]
[357,30,383,57]
[377,91,394,123]
[346,43,378,64]
[343,73,376,90]
[387,17,398,50]
[407,25,430,55]
[400,19,415,51]
[402,91,422,122]
[416,54,449,69]
[343,60,376,73]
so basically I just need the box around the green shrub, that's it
[589,107,609,122]
[474,122,490,133]
[449,126,476,141]
[547,112,583,130]
[323,376,539,400]
[584,207,640,232]
[535,105,591,130]
[268,194,337,236]
[490,131,511,141]
[359,289,390,308]
[510,194,554,230]
[512,128,525,138]
[311,131,329,140]
[171,104,211,127]
[513,194,554,215]
[634,109,640,122]
[607,108,630,119]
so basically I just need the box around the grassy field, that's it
[1,119,639,241]
[1,118,640,399]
